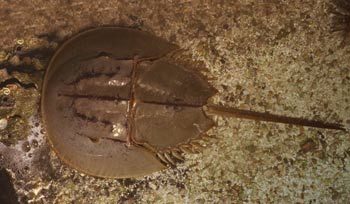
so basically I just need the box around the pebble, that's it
[0,118,8,130]
[0,69,9,81]
[9,55,21,66]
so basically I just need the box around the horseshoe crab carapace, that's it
[41,27,345,178]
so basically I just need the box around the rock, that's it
[0,119,8,130]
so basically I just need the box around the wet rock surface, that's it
[0,0,349,203]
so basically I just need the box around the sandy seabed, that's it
[0,1,349,203]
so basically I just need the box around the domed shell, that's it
[42,27,217,178]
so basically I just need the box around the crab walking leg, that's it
[205,105,346,131]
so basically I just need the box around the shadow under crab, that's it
[42,27,345,179]
[331,0,350,46]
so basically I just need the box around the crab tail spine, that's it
[205,105,346,131]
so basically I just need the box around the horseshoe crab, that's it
[41,27,345,178]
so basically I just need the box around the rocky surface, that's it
[0,0,349,203]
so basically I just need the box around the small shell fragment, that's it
[2,88,11,95]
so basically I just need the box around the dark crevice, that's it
[0,42,55,85]
[13,47,55,60]
[73,110,126,143]
[37,32,63,42]
[140,100,203,108]
[0,169,19,204]
[9,114,21,120]
[333,0,350,11]
[83,133,126,144]
[0,64,44,75]
[0,96,15,107]
[58,93,130,102]
[66,71,120,85]
[0,46,54,74]
[0,78,37,89]
[135,48,182,63]
[79,52,134,62]
[116,177,157,204]
[87,137,100,143]
[331,0,350,46]
[95,51,110,58]
[100,137,125,143]
[73,109,112,127]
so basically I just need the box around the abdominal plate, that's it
[134,59,216,152]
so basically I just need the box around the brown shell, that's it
[42,27,217,178]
